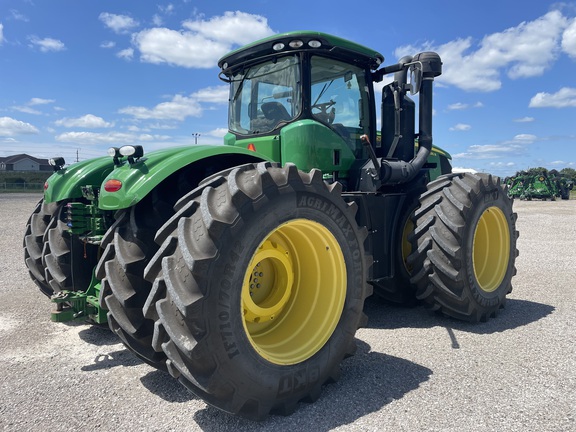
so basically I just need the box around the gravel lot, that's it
[1,193,574,431]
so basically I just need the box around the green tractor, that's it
[24,31,518,420]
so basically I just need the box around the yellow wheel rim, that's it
[241,219,346,365]
[472,206,510,293]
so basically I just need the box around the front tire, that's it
[408,173,518,322]
[143,162,370,420]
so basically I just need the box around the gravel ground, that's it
[1,193,574,431]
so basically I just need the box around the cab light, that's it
[272,42,285,51]
[107,147,120,157]
[108,147,121,166]
[104,179,123,192]
[247,143,256,152]
[119,145,144,164]
[119,145,144,158]
[308,40,322,48]
[289,40,304,48]
[49,156,66,171]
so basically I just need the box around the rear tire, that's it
[408,173,518,322]
[96,193,173,370]
[24,199,56,296]
[24,199,87,296]
[143,162,370,420]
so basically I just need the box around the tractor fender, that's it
[44,157,115,203]
[98,145,271,210]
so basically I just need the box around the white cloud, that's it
[449,123,471,131]
[562,18,576,58]
[182,11,274,46]
[447,102,468,110]
[99,12,139,34]
[192,85,229,104]
[529,87,576,108]
[55,114,114,128]
[488,161,516,169]
[55,131,170,145]
[396,10,569,92]
[119,94,203,121]
[152,14,163,27]
[453,134,536,159]
[511,134,537,143]
[29,36,66,52]
[10,10,29,22]
[159,4,175,14]
[0,23,4,45]
[29,98,55,106]
[117,48,134,60]
[514,116,535,122]
[100,41,115,49]
[12,106,42,115]
[447,102,483,110]
[133,28,228,68]
[132,11,274,68]
[11,98,55,115]
[0,117,39,136]
[118,85,228,121]
[207,128,228,138]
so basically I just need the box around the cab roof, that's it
[218,31,385,72]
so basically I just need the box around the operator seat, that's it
[261,102,292,126]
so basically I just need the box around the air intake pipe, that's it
[379,52,442,184]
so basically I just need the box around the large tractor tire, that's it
[24,199,96,296]
[24,199,58,296]
[95,160,247,369]
[408,173,518,322]
[143,162,370,420]
[96,192,174,370]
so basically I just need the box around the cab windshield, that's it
[228,55,301,135]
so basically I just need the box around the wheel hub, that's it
[242,241,294,323]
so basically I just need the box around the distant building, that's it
[0,154,52,172]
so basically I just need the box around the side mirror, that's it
[409,64,422,95]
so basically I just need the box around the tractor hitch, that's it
[50,273,107,324]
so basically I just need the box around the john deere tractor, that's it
[24,31,518,420]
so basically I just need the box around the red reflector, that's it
[247,143,256,152]
[44,182,48,191]
[104,179,123,192]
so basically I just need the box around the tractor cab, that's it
[218,32,383,180]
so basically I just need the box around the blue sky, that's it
[1,0,575,177]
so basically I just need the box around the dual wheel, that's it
[372,173,518,322]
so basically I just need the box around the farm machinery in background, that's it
[506,170,573,200]
[24,31,518,420]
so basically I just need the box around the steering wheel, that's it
[312,100,336,124]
